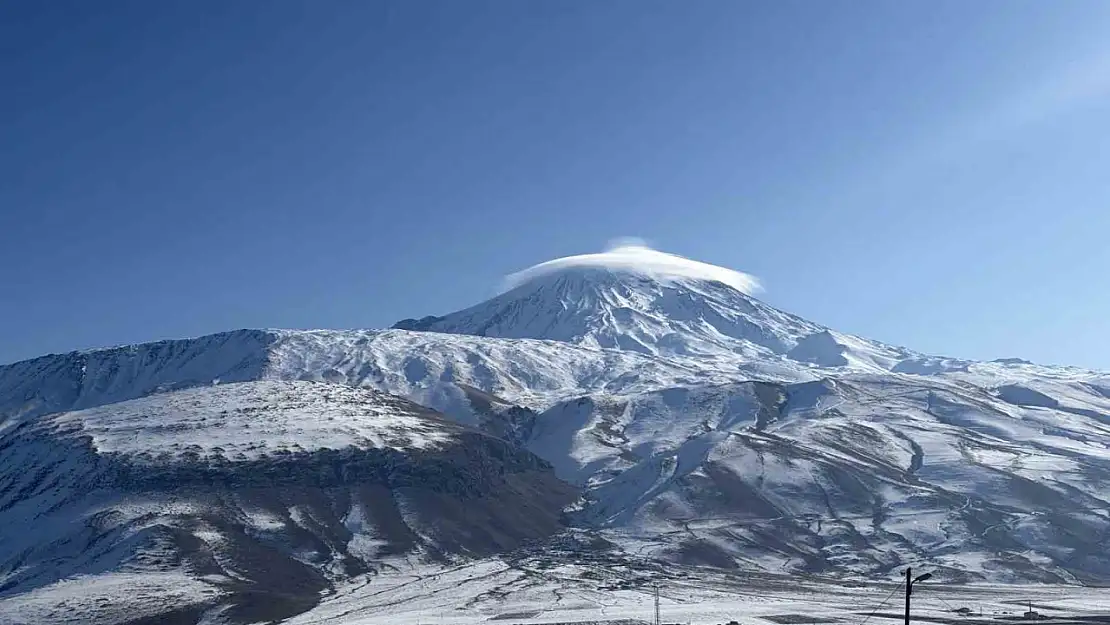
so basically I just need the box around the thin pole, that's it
[904,567,912,625]
[654,583,661,625]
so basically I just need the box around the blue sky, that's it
[3,0,1110,368]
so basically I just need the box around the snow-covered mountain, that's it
[394,245,951,374]
[4,244,1110,623]
[0,380,574,623]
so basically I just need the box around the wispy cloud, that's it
[836,45,1110,204]
[949,49,1110,150]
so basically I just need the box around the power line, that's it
[857,579,906,625]
[932,593,973,620]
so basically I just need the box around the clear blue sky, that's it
[3,0,1110,368]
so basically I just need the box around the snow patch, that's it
[50,380,455,462]
[0,572,223,624]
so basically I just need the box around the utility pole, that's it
[904,567,933,625]
[654,583,661,625]
[904,568,911,625]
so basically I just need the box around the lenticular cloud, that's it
[502,240,762,294]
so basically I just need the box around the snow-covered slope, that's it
[0,381,575,624]
[52,380,453,460]
[0,328,765,435]
[0,329,274,429]
[523,374,1110,582]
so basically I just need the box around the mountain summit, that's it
[395,244,913,372]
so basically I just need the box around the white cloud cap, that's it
[503,238,761,294]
